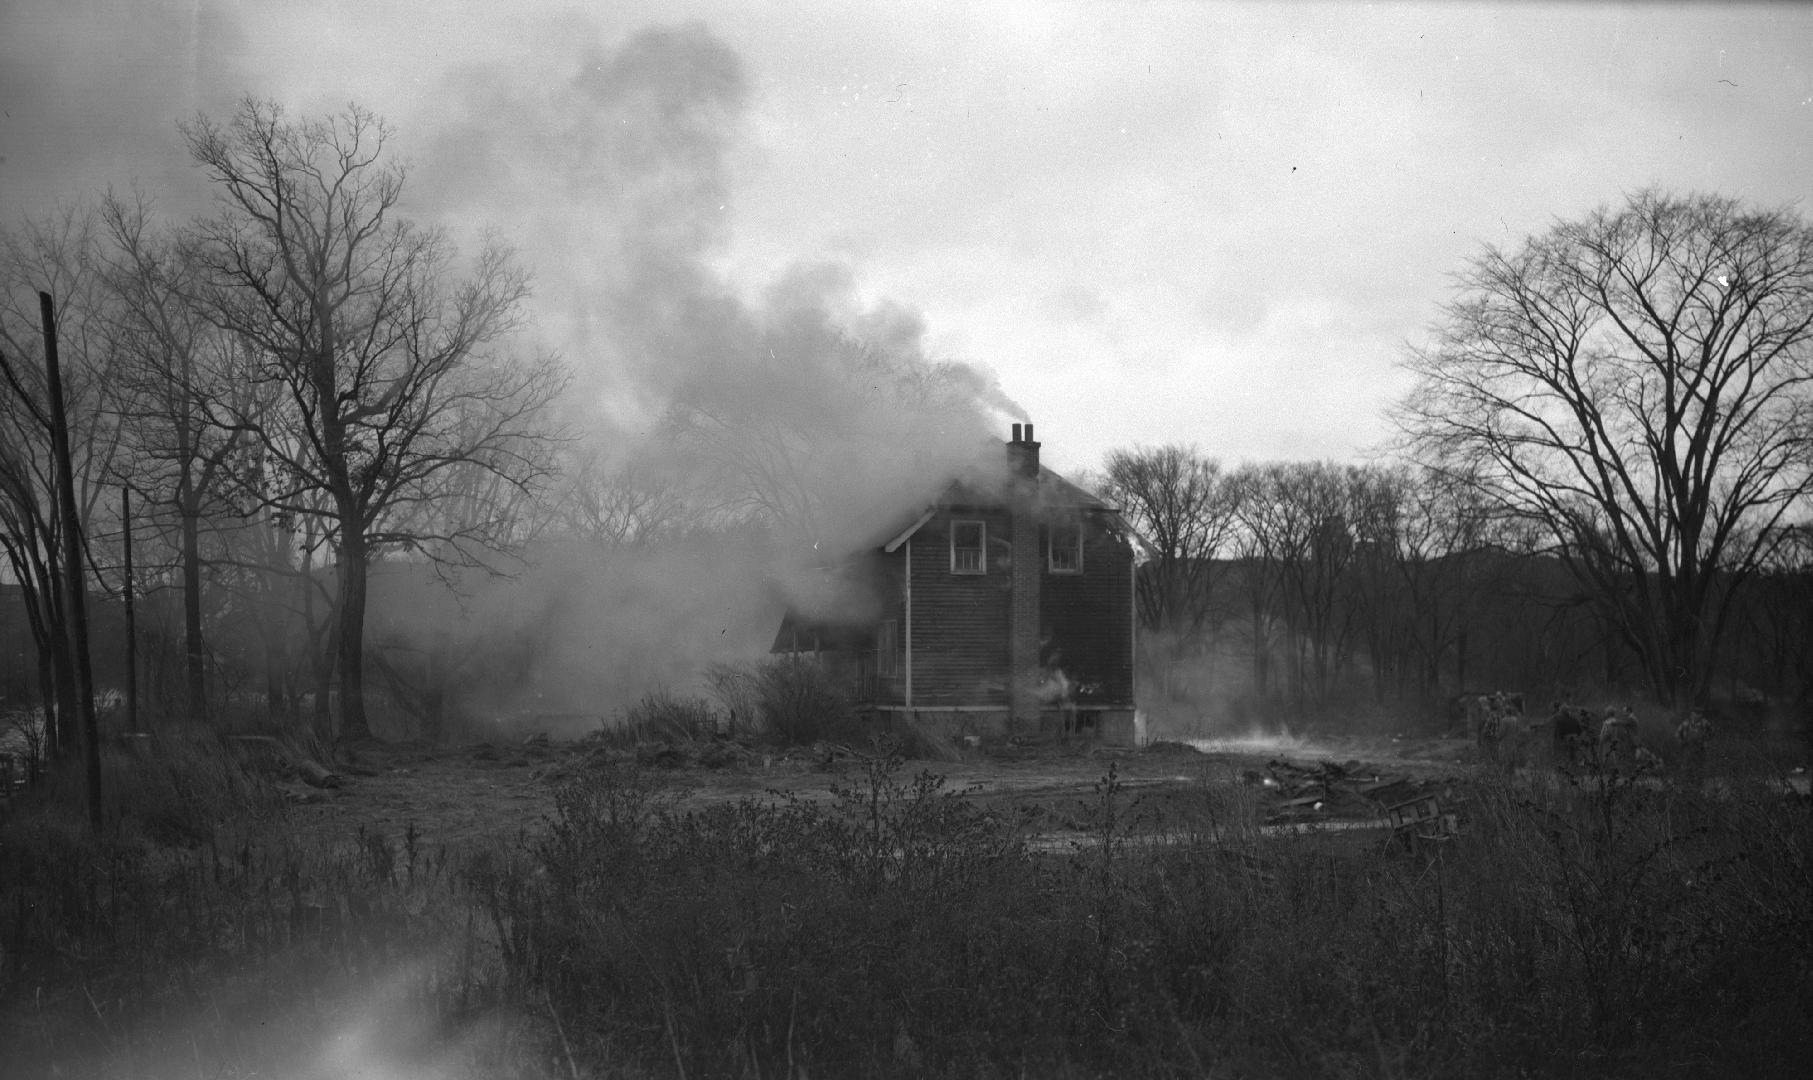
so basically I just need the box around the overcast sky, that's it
[3,0,1810,476]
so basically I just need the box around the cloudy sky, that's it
[3,0,1810,477]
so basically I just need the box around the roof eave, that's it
[881,507,938,553]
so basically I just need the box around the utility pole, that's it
[41,292,102,830]
[122,485,138,734]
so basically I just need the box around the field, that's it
[271,730,1464,847]
[2,723,1809,1079]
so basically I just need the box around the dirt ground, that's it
[271,731,1483,853]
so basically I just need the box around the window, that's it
[876,619,900,677]
[951,520,985,573]
[1049,521,1082,573]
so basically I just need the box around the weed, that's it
[613,686,722,744]
[4,741,1810,1078]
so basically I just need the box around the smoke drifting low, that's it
[394,22,1022,724]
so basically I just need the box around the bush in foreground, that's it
[4,744,1809,1078]
[492,761,1813,1078]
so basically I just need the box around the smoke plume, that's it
[395,22,1021,725]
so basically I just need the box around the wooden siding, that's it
[905,508,1014,706]
[837,497,1136,713]
[873,555,907,706]
[1041,518,1135,705]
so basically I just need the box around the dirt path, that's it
[270,734,1472,853]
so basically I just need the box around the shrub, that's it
[502,757,1039,1077]
[704,661,763,736]
[7,738,1810,1078]
[481,759,1813,1079]
[755,654,855,745]
[612,687,722,744]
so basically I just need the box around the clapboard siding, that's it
[873,555,908,706]
[780,453,1139,720]
[1041,519,1135,705]
[907,508,1013,706]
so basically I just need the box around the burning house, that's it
[772,424,1146,744]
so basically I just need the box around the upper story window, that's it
[1049,521,1083,573]
[951,520,986,574]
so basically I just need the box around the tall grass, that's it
[606,656,861,750]
[0,742,560,1079]
[4,738,1809,1078]
[489,760,1812,1078]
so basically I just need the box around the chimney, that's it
[1007,421,1041,479]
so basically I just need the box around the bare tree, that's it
[1232,462,1364,709]
[1396,190,1813,711]
[1347,465,1503,700]
[182,98,566,741]
[1099,444,1240,699]
[99,193,261,724]
[0,207,130,755]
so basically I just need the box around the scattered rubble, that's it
[1249,756,1455,832]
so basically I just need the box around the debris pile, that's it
[1251,757,1450,827]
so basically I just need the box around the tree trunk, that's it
[336,528,372,742]
[311,635,336,741]
[1456,627,1468,696]
[40,520,76,759]
[32,615,58,763]
[122,486,139,733]
[264,631,286,722]
[41,291,102,830]
[303,555,336,741]
[179,485,208,724]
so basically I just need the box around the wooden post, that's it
[41,292,102,830]
[122,485,138,734]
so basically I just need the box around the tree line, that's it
[1,100,567,761]
[1104,449,1802,727]
[1105,193,1813,729]
[0,97,1014,764]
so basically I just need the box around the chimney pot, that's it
[1006,420,1041,478]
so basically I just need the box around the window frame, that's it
[950,519,986,574]
[1048,520,1083,574]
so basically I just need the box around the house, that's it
[772,423,1146,745]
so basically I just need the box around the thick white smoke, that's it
[385,22,1023,726]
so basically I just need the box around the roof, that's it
[769,609,871,653]
[876,461,1143,555]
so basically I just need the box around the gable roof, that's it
[877,461,1144,554]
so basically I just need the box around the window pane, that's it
[952,521,984,572]
[1050,523,1082,572]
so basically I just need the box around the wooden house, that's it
[772,424,1145,744]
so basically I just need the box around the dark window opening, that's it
[1049,522,1082,573]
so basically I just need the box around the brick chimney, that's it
[1007,422,1040,478]
[1008,422,1042,731]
